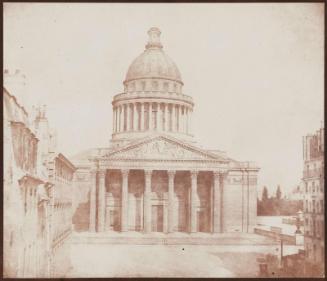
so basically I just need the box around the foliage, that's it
[276,185,282,200]
[262,186,269,201]
[257,185,303,216]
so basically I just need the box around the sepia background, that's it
[4,3,324,196]
[3,2,325,278]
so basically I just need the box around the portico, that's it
[90,166,227,234]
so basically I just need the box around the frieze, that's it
[227,176,257,185]
[98,159,228,171]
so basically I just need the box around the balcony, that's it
[113,91,194,105]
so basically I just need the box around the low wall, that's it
[254,228,296,245]
[282,218,303,226]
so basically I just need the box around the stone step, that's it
[71,234,276,245]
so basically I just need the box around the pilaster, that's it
[89,169,97,232]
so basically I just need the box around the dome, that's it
[124,28,182,84]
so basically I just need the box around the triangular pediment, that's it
[104,135,226,162]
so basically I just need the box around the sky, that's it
[4,3,324,196]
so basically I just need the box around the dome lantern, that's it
[146,27,163,50]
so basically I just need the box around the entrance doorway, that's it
[151,205,164,232]
[197,210,206,232]
[108,209,120,231]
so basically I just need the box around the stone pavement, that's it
[66,232,304,277]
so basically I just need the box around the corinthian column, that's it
[182,107,185,133]
[220,171,227,232]
[148,102,153,130]
[172,104,176,132]
[117,106,120,132]
[97,169,106,232]
[157,103,162,131]
[126,104,131,131]
[112,107,116,133]
[212,171,220,233]
[89,170,97,232]
[133,103,138,131]
[121,169,129,232]
[168,170,175,233]
[120,106,124,132]
[190,170,198,232]
[185,108,189,134]
[164,103,169,131]
[140,103,144,131]
[144,170,152,233]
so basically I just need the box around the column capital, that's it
[167,170,176,178]
[190,170,198,179]
[90,169,98,176]
[121,169,129,178]
[213,170,220,180]
[98,169,106,178]
[144,169,152,178]
[213,169,228,179]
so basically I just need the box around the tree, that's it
[262,186,269,201]
[276,185,282,200]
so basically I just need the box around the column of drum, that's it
[113,102,191,134]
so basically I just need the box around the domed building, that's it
[72,28,259,237]
[111,27,193,146]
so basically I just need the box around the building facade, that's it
[3,85,76,277]
[72,27,259,235]
[302,127,325,275]
[4,87,47,277]
[32,106,76,277]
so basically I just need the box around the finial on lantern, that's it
[146,27,163,49]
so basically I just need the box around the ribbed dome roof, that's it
[124,28,182,83]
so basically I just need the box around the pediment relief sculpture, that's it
[106,138,223,161]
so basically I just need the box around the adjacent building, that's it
[32,106,76,277]
[3,87,47,277]
[285,185,304,201]
[72,27,259,235]
[302,127,324,276]
[3,84,76,277]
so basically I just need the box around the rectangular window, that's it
[163,82,168,92]
[321,200,324,213]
